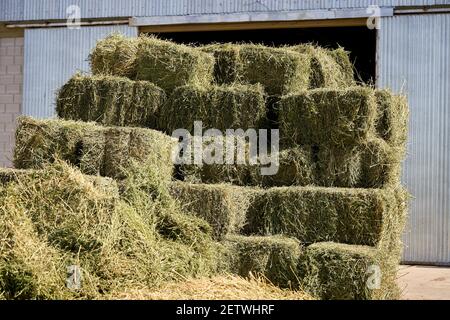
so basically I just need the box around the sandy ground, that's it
[397,265,450,300]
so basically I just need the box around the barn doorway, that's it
[144,26,377,84]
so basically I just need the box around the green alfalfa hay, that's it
[314,145,363,188]
[14,117,176,180]
[375,90,409,150]
[0,188,72,300]
[56,74,165,129]
[202,43,310,95]
[299,242,396,300]
[0,161,223,299]
[89,33,139,78]
[329,47,356,86]
[14,116,105,175]
[223,235,303,288]
[260,147,316,187]
[291,44,355,89]
[358,138,403,188]
[279,86,377,148]
[201,43,243,84]
[244,186,406,247]
[135,35,215,92]
[159,83,266,134]
[300,189,408,299]
[169,182,257,240]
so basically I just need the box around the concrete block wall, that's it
[0,37,23,167]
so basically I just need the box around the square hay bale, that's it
[261,147,316,187]
[329,47,356,85]
[223,235,303,288]
[14,117,176,180]
[159,83,266,134]
[245,186,407,247]
[358,138,403,188]
[290,44,355,89]
[201,43,310,95]
[135,36,214,92]
[89,33,139,78]
[300,242,400,300]
[375,90,409,150]
[314,145,362,188]
[279,87,377,147]
[14,117,105,175]
[201,43,242,84]
[57,74,165,129]
[169,182,256,240]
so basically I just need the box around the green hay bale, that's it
[89,33,139,78]
[300,242,400,300]
[14,116,105,175]
[205,44,310,95]
[14,117,175,180]
[159,83,266,134]
[358,138,403,188]
[375,90,409,150]
[279,87,377,147]
[135,35,214,92]
[223,235,303,288]
[261,147,316,187]
[291,44,355,89]
[56,74,165,129]
[329,47,356,85]
[201,43,242,84]
[169,182,256,240]
[235,44,311,96]
[245,186,406,246]
[315,145,362,188]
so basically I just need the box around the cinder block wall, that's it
[0,37,23,167]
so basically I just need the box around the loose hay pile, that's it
[3,33,410,300]
[108,275,314,300]
[0,162,221,299]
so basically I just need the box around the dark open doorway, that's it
[147,26,377,84]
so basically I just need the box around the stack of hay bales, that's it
[10,33,409,300]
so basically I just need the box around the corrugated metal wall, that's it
[23,25,138,118]
[378,14,450,264]
[1,0,449,22]
[0,0,24,21]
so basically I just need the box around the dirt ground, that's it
[397,265,450,300]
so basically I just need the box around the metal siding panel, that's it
[14,0,450,21]
[0,0,25,21]
[23,25,138,119]
[378,14,450,264]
